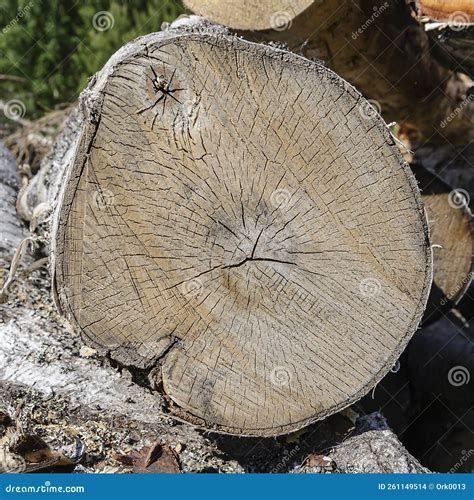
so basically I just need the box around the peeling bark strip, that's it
[52,26,432,436]
[0,143,25,259]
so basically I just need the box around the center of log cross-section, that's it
[52,30,432,436]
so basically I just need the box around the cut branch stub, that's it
[52,28,432,436]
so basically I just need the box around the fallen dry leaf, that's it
[132,441,181,473]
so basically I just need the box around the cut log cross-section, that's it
[51,27,432,436]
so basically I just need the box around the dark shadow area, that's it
[202,412,355,472]
[361,305,474,472]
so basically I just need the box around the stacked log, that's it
[39,26,433,436]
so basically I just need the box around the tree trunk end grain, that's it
[49,25,432,436]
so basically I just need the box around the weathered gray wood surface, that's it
[0,241,431,472]
[50,24,432,436]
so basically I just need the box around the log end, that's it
[52,28,433,436]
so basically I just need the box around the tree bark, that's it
[16,107,82,225]
[328,413,429,473]
[0,144,26,260]
[43,23,433,436]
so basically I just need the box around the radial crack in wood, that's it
[52,27,432,436]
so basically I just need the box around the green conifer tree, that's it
[0,0,184,118]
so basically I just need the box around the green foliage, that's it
[0,0,185,118]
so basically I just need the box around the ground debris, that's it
[79,345,97,358]
[302,454,335,473]
[0,409,77,473]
